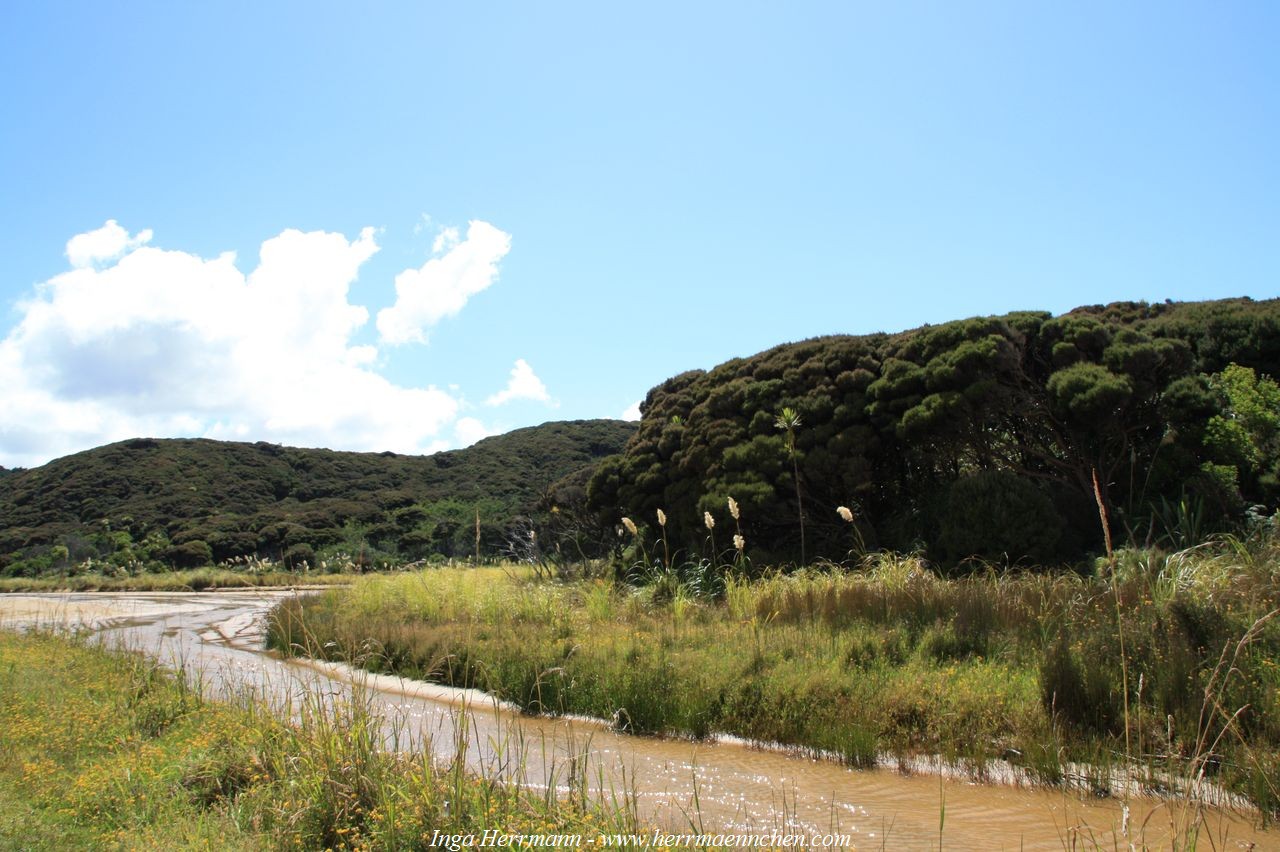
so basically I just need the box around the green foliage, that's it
[0,420,635,574]
[282,542,315,570]
[938,472,1064,567]
[1204,364,1280,504]
[591,335,886,565]
[165,539,213,569]
[591,297,1280,565]
[1046,362,1132,421]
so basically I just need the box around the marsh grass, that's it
[0,629,651,850]
[272,540,1280,818]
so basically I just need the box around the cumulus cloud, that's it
[622,400,643,421]
[454,416,499,447]
[377,220,511,345]
[66,219,153,267]
[486,359,551,406]
[0,220,478,468]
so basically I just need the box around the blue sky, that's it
[1,1,1277,467]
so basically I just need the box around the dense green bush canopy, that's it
[588,297,1280,567]
[0,420,635,575]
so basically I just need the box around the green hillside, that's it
[5,297,1278,577]
[588,297,1280,567]
[0,420,635,575]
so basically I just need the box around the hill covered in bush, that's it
[588,298,1280,567]
[5,298,1278,577]
[0,420,635,575]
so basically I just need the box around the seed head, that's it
[836,505,854,523]
[733,534,745,551]
[621,517,638,536]
[656,509,667,527]
[704,511,715,531]
[727,496,740,521]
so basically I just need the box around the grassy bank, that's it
[270,541,1280,816]
[0,630,644,850]
[0,567,356,593]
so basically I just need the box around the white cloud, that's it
[0,221,481,468]
[431,226,460,255]
[486,359,550,406]
[622,400,643,421]
[65,219,153,267]
[377,220,511,345]
[454,416,499,447]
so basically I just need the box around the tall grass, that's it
[271,538,1280,818]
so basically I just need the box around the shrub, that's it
[284,543,316,570]
[164,539,213,569]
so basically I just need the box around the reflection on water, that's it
[2,591,1275,850]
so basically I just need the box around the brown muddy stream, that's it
[1,591,1274,850]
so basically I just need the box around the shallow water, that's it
[2,590,1275,850]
